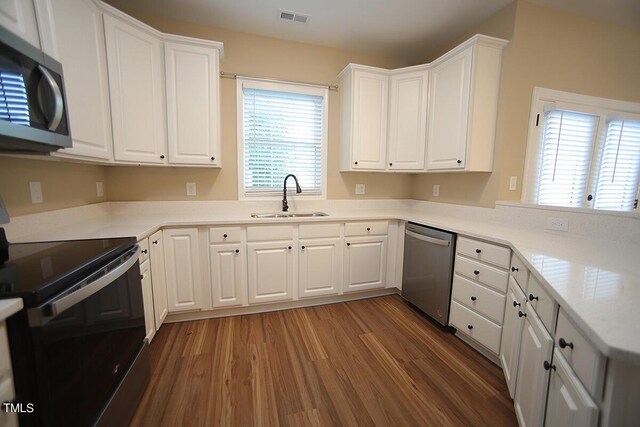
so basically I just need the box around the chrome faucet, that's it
[282,174,302,212]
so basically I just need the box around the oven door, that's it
[21,246,145,426]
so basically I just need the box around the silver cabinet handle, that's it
[37,65,64,131]
[28,246,140,326]
[405,230,450,247]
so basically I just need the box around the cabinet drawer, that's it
[455,256,508,293]
[138,238,150,263]
[555,309,605,397]
[210,227,242,243]
[457,237,510,269]
[0,377,17,427]
[452,275,506,324]
[299,223,341,239]
[510,253,529,291]
[344,221,388,236]
[0,322,11,380]
[246,225,294,242]
[527,275,558,333]
[450,301,502,354]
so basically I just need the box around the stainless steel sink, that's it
[250,212,329,219]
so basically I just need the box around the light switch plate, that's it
[509,176,517,191]
[186,182,197,196]
[546,218,569,232]
[355,184,365,195]
[433,184,440,197]
[29,182,43,204]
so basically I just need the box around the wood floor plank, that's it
[132,295,517,426]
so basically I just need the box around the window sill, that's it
[496,201,639,219]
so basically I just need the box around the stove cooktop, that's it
[0,236,136,306]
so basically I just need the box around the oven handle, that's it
[405,230,450,247]
[28,246,140,327]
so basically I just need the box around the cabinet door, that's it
[545,349,598,427]
[140,260,156,342]
[34,0,113,160]
[500,277,527,398]
[210,243,246,308]
[387,70,428,171]
[514,305,554,427]
[104,13,166,164]
[351,70,388,170]
[343,236,387,292]
[149,230,168,328]
[426,48,472,170]
[247,241,294,304]
[299,238,341,298]
[0,0,40,48]
[165,42,220,165]
[163,228,203,313]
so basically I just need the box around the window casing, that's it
[523,88,640,213]
[237,78,328,200]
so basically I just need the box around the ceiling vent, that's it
[279,10,310,24]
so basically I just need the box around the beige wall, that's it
[104,7,414,202]
[412,0,640,207]
[0,157,106,216]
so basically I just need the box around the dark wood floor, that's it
[131,295,517,426]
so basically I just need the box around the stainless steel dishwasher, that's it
[402,222,456,326]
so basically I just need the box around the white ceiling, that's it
[105,0,640,63]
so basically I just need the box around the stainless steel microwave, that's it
[0,27,71,153]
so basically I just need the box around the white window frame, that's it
[522,87,640,215]
[236,77,329,200]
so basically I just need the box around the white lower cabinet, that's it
[514,305,554,427]
[164,228,203,312]
[140,259,155,342]
[210,243,246,308]
[149,230,168,328]
[545,348,599,427]
[299,238,341,298]
[343,235,387,292]
[247,241,295,304]
[500,276,528,397]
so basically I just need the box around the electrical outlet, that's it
[29,182,43,204]
[355,184,365,195]
[509,176,517,191]
[96,182,104,197]
[546,218,569,232]
[433,184,440,197]
[186,182,197,196]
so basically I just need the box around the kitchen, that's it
[0,0,639,425]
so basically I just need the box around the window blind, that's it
[534,110,598,207]
[592,119,640,211]
[0,71,29,126]
[242,87,324,195]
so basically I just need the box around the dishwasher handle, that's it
[405,230,450,247]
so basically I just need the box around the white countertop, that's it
[4,200,640,364]
[0,298,23,321]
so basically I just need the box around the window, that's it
[524,88,640,213]
[237,78,328,199]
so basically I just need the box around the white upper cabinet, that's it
[387,68,429,171]
[340,66,389,171]
[103,8,167,164]
[339,35,506,173]
[34,0,113,160]
[426,48,472,170]
[0,0,40,48]
[426,35,507,171]
[164,37,222,166]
